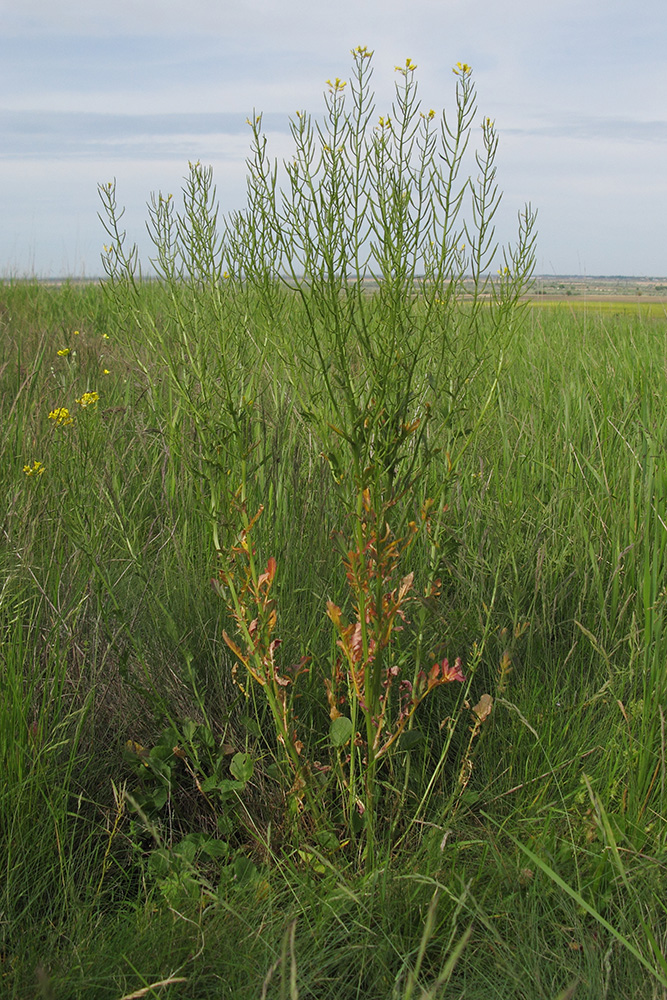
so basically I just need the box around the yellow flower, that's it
[23,460,45,477]
[453,62,472,76]
[102,333,109,340]
[73,330,80,335]
[57,348,70,356]
[378,116,391,129]
[326,77,347,93]
[395,58,417,74]
[352,45,373,59]
[48,407,73,426]
[75,391,99,408]
[103,369,110,375]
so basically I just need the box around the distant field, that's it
[527,296,667,317]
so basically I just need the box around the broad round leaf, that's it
[330,716,354,748]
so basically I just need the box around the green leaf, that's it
[230,751,254,782]
[148,849,172,877]
[151,786,168,810]
[233,855,257,884]
[239,714,261,738]
[399,729,424,751]
[297,850,326,874]
[266,762,284,782]
[174,837,197,863]
[200,838,230,859]
[198,723,216,749]
[201,774,244,796]
[330,716,353,748]
[157,727,180,748]
[315,830,340,852]
[351,809,365,834]
[182,718,197,743]
[217,814,235,836]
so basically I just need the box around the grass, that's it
[527,298,667,319]
[1,278,666,999]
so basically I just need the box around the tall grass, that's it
[1,57,666,1000]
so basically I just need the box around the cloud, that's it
[503,114,667,145]
[0,111,292,159]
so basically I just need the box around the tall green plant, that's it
[97,47,536,869]
[229,50,536,511]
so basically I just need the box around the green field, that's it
[527,297,667,319]
[2,278,667,999]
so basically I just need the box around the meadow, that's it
[2,50,667,1000]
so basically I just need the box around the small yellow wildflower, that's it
[56,348,70,356]
[453,62,472,76]
[352,45,373,59]
[378,116,391,129]
[73,330,80,335]
[48,407,73,426]
[75,391,99,408]
[102,333,109,340]
[326,77,347,93]
[23,460,46,477]
[395,58,417,74]
[103,369,110,375]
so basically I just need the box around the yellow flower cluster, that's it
[23,460,45,477]
[453,62,472,76]
[352,45,373,59]
[378,116,391,129]
[76,391,99,408]
[48,407,73,426]
[395,58,417,74]
[420,109,436,121]
[57,348,70,356]
[326,77,347,93]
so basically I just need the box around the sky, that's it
[1,0,665,278]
